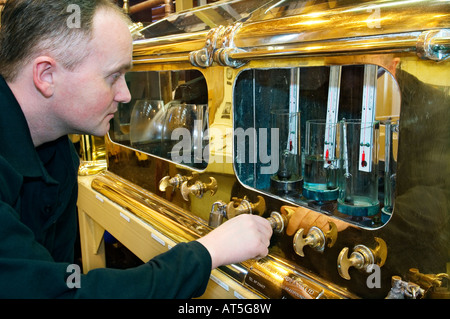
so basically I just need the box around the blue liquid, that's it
[337,196,379,217]
[303,155,338,201]
[303,182,339,201]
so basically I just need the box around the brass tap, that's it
[293,221,338,257]
[226,195,266,218]
[180,177,218,201]
[337,237,387,280]
[159,172,199,192]
[267,211,288,234]
[407,268,449,298]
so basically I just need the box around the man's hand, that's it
[197,214,273,269]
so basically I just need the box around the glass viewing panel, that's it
[109,70,209,170]
[138,0,276,39]
[233,65,400,228]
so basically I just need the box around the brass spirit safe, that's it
[85,0,449,299]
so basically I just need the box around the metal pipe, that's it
[129,0,165,15]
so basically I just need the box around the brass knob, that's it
[159,172,198,192]
[226,195,266,219]
[180,177,218,201]
[337,237,387,280]
[293,221,338,257]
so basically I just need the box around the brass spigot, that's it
[408,268,449,290]
[267,211,288,234]
[337,237,387,280]
[122,0,129,14]
[226,195,266,218]
[159,172,199,192]
[180,177,218,201]
[293,221,338,257]
[407,268,449,298]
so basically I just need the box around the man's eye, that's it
[109,73,121,84]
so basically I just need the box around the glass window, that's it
[109,70,208,170]
[233,65,400,228]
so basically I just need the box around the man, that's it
[0,0,272,298]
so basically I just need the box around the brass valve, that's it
[226,195,266,218]
[293,221,338,257]
[408,268,449,290]
[337,237,387,280]
[180,177,218,201]
[159,172,199,192]
[407,268,449,298]
[267,211,288,234]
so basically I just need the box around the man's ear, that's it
[33,56,56,98]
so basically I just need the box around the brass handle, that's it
[159,172,199,192]
[180,177,218,201]
[226,195,266,219]
[337,237,387,280]
[293,221,338,257]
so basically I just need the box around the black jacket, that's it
[0,76,211,298]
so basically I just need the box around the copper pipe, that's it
[164,0,173,16]
[129,0,165,15]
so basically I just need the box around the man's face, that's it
[54,9,132,137]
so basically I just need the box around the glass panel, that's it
[233,65,400,229]
[109,70,208,170]
[139,0,277,38]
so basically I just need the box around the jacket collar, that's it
[0,75,46,178]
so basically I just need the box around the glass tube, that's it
[337,119,380,217]
[270,110,302,194]
[302,119,340,202]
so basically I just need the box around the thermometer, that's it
[287,68,300,154]
[324,65,342,168]
[359,65,378,172]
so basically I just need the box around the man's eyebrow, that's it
[108,62,133,74]
[122,62,133,72]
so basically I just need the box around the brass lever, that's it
[159,172,199,192]
[226,195,266,218]
[180,177,218,201]
[293,221,338,257]
[337,237,387,280]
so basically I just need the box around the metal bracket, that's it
[417,29,450,61]
[190,23,248,68]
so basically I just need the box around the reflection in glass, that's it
[161,102,208,167]
[303,120,340,202]
[380,119,398,223]
[129,99,166,155]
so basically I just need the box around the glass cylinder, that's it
[270,110,302,194]
[161,103,207,166]
[302,119,340,202]
[129,99,165,156]
[337,119,380,216]
[380,119,398,223]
